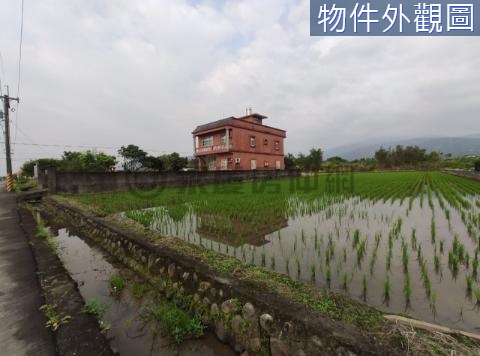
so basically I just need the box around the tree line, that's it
[19,144,190,176]
[284,148,323,171]
[374,145,441,169]
[18,143,480,177]
[117,144,188,172]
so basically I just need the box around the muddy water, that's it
[51,227,235,356]
[144,194,480,334]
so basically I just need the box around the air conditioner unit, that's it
[234,157,241,164]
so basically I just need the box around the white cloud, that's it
[0,0,478,174]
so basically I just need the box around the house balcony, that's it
[195,144,232,156]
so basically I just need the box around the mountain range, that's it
[324,134,480,160]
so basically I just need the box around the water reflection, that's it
[127,193,480,334]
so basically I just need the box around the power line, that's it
[13,0,25,145]
[0,50,6,96]
[16,0,24,98]
[0,140,191,155]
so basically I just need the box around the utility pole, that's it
[1,92,19,192]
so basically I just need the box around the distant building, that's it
[192,112,286,171]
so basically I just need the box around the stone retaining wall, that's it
[43,199,399,356]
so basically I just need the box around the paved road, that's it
[0,188,55,356]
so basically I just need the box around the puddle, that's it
[50,226,235,356]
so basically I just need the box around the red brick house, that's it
[192,113,286,171]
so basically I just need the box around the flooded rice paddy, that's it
[119,172,480,333]
[50,226,234,356]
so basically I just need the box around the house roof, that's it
[192,117,235,134]
[192,113,280,135]
[236,113,268,120]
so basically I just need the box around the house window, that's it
[221,159,228,170]
[275,160,281,169]
[221,134,226,145]
[274,140,280,151]
[250,136,256,147]
[263,138,268,146]
[202,136,213,147]
[264,161,269,167]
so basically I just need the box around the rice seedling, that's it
[270,255,276,270]
[439,240,444,254]
[352,229,360,249]
[310,264,316,280]
[404,272,411,305]
[296,256,301,276]
[326,266,332,287]
[473,255,479,277]
[343,272,348,291]
[386,247,392,271]
[431,217,436,244]
[356,240,367,266]
[261,252,266,267]
[434,253,440,273]
[402,241,409,272]
[383,275,391,301]
[417,244,423,263]
[421,261,432,298]
[466,274,473,294]
[285,256,290,274]
[362,274,368,301]
[474,288,480,305]
[411,228,417,251]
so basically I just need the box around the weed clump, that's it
[143,302,204,344]
[109,273,126,294]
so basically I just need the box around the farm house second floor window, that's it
[250,136,256,147]
[221,134,226,145]
[274,140,280,150]
[202,136,213,147]
[264,138,268,146]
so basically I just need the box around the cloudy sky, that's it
[0,0,479,175]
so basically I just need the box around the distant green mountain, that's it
[325,135,480,160]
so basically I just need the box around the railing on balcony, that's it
[195,144,232,154]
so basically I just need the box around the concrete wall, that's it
[45,168,300,194]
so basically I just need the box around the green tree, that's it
[60,151,116,172]
[284,154,296,170]
[306,148,323,171]
[20,158,60,177]
[19,160,38,177]
[118,145,147,171]
[161,152,187,172]
[374,147,390,168]
[475,160,480,172]
[141,155,164,171]
[19,151,115,176]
